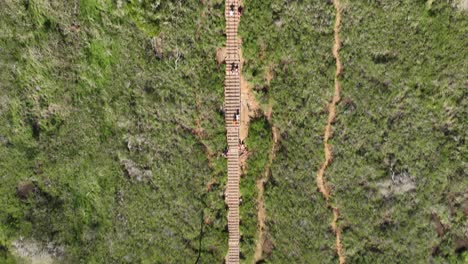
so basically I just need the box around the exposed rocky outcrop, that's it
[121,159,153,183]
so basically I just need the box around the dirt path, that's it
[238,42,261,174]
[238,43,269,263]
[253,113,279,262]
[316,0,345,263]
[238,38,279,262]
[238,34,277,262]
[253,179,267,262]
[239,41,260,142]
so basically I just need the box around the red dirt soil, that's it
[316,0,346,263]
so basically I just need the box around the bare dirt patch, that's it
[151,37,163,59]
[240,74,260,141]
[216,47,226,65]
[376,172,416,198]
[16,181,36,200]
[12,238,64,264]
[264,64,274,86]
[239,41,260,142]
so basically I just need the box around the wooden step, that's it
[225,1,241,263]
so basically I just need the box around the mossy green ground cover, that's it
[0,0,228,262]
[240,118,272,262]
[329,1,468,263]
[239,0,337,262]
[0,0,466,263]
[240,0,467,263]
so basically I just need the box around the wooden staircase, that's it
[224,1,241,263]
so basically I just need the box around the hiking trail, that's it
[316,0,345,263]
[224,1,241,263]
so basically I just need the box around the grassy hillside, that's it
[240,0,467,263]
[0,0,466,263]
[330,1,468,263]
[0,0,228,262]
[239,0,337,262]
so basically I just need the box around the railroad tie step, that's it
[225,1,241,262]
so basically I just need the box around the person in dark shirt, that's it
[229,4,234,16]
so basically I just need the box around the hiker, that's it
[222,147,229,158]
[229,3,235,16]
[219,105,225,116]
[238,6,243,16]
[232,109,239,125]
[239,139,246,155]
[239,139,247,156]
[230,63,239,75]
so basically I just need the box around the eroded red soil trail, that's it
[316,0,345,263]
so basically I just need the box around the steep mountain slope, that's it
[0,1,228,262]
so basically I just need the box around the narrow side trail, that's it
[253,111,279,262]
[316,0,345,263]
[239,44,275,263]
[234,6,274,261]
[238,31,278,263]
[238,40,278,262]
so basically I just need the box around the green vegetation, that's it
[0,0,228,262]
[240,0,467,263]
[239,118,272,262]
[239,0,337,262]
[0,0,466,263]
[329,1,468,263]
